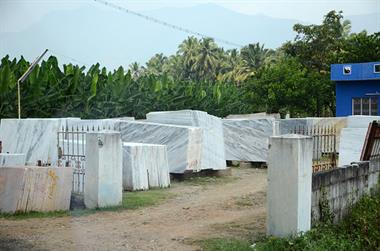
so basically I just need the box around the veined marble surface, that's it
[66,118,133,131]
[114,120,202,174]
[0,118,79,166]
[123,142,170,191]
[0,166,73,213]
[346,115,380,128]
[146,110,226,170]
[0,153,26,167]
[338,128,368,166]
[223,118,275,162]
[226,113,281,119]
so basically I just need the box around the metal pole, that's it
[17,49,48,119]
[17,80,21,119]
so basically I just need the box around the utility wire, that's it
[93,0,244,48]
[49,49,91,68]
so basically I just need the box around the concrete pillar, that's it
[267,134,313,237]
[84,131,122,209]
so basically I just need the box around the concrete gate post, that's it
[84,131,123,209]
[267,134,313,237]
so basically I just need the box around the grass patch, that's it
[1,189,174,220]
[198,238,252,251]
[254,190,380,251]
[0,210,69,220]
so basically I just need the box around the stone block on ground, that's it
[338,128,368,166]
[0,166,73,213]
[0,153,26,167]
[223,118,275,162]
[0,118,80,166]
[114,120,202,174]
[84,131,123,209]
[122,142,170,191]
[146,110,226,170]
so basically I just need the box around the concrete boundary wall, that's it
[311,159,380,224]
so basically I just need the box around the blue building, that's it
[331,62,380,117]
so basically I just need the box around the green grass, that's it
[254,190,380,251]
[0,189,174,220]
[198,238,253,251]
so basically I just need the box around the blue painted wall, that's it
[331,62,380,81]
[336,81,380,116]
[331,62,380,117]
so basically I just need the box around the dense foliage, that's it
[0,11,379,119]
[255,190,380,251]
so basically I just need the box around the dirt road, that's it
[0,168,267,251]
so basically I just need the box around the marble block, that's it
[276,119,308,135]
[0,118,79,166]
[114,121,202,174]
[146,110,226,170]
[0,166,73,213]
[85,131,123,209]
[0,153,26,167]
[122,142,170,191]
[226,113,281,119]
[223,118,275,162]
[338,128,368,167]
[346,115,380,128]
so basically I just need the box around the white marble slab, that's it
[0,166,73,213]
[122,142,170,191]
[0,153,26,167]
[0,118,79,166]
[338,128,368,166]
[346,115,380,128]
[114,120,202,174]
[146,110,226,170]
[226,112,280,119]
[223,118,275,162]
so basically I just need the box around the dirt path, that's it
[0,168,267,251]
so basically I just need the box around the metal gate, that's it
[291,125,337,173]
[57,127,87,193]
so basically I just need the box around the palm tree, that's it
[192,37,219,82]
[178,36,200,80]
[237,42,272,81]
[128,62,145,80]
[145,53,168,76]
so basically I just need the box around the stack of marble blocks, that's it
[0,166,73,213]
[339,116,380,166]
[114,120,202,174]
[0,153,26,167]
[0,118,81,166]
[222,118,275,162]
[146,110,226,171]
[123,142,170,191]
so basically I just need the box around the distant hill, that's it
[0,3,378,70]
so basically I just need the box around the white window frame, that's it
[352,97,378,115]
[374,64,380,74]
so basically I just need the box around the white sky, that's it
[1,0,379,32]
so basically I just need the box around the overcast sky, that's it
[1,0,379,32]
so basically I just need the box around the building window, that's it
[343,65,352,75]
[374,64,380,73]
[352,97,378,115]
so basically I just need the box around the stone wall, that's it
[311,159,380,224]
